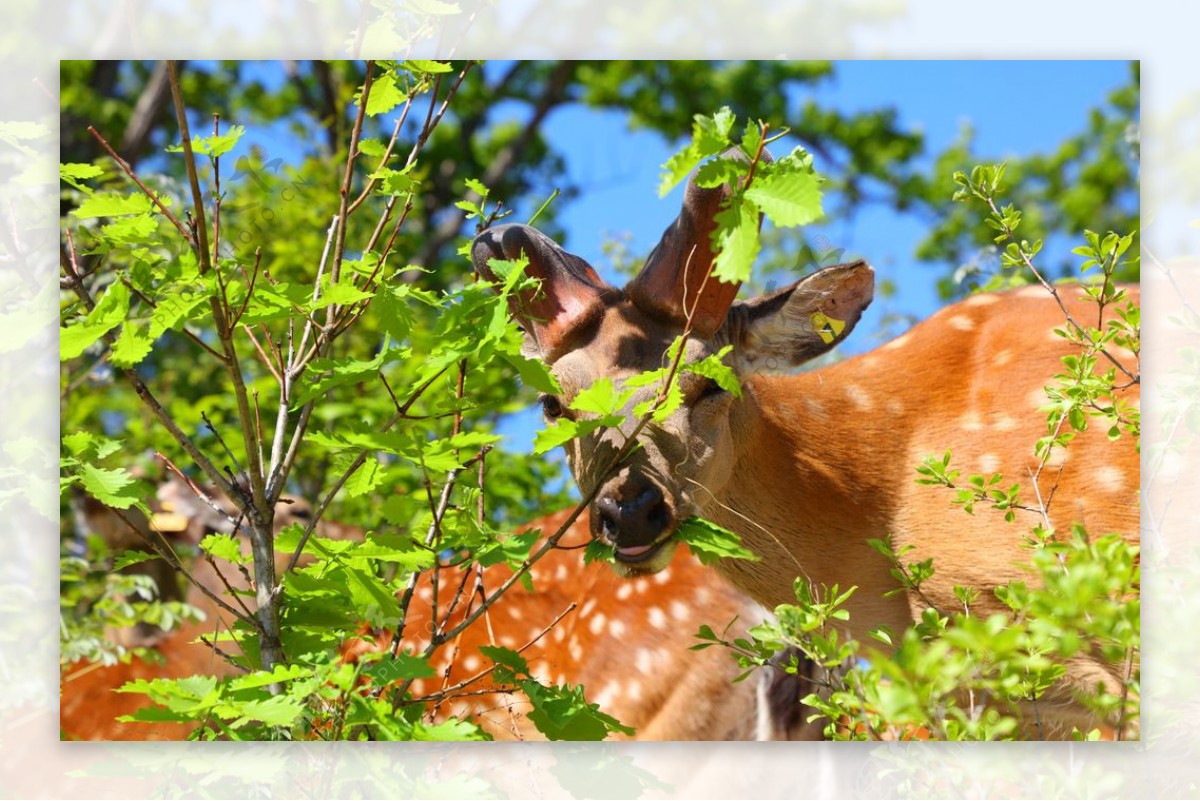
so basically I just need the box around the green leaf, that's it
[500,352,561,395]
[403,59,454,74]
[345,457,384,498]
[112,550,160,570]
[532,417,611,455]
[365,652,437,683]
[346,534,437,570]
[682,346,741,397]
[71,192,156,219]
[370,165,417,196]
[61,280,131,360]
[744,169,823,228]
[166,125,245,158]
[412,718,490,741]
[673,517,760,565]
[100,213,159,244]
[357,138,387,159]
[343,564,403,626]
[364,71,405,116]
[78,464,142,509]
[307,276,374,310]
[659,108,736,196]
[60,162,102,193]
[583,539,616,565]
[200,535,249,565]
[109,321,155,368]
[226,664,311,691]
[522,680,635,741]
[479,644,530,678]
[230,695,305,728]
[711,196,760,284]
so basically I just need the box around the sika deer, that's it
[471,162,1139,738]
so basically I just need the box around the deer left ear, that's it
[724,260,874,373]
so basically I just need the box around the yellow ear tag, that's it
[150,512,189,533]
[810,312,845,345]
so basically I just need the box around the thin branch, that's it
[86,126,192,243]
[60,235,237,501]
[106,506,253,628]
[409,602,578,705]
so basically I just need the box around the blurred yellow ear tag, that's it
[151,512,188,533]
[810,312,845,344]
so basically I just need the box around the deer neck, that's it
[699,369,913,637]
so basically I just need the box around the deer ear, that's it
[725,260,874,373]
[471,224,609,360]
[627,148,766,338]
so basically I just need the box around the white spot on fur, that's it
[886,398,904,416]
[450,702,469,719]
[1096,465,1124,492]
[964,293,1000,307]
[555,564,568,582]
[531,664,551,685]
[883,333,911,351]
[589,613,608,636]
[653,568,672,585]
[553,627,566,643]
[670,600,691,621]
[648,607,668,630]
[499,635,516,648]
[1028,387,1050,410]
[994,415,1019,432]
[507,606,523,620]
[608,619,627,638]
[947,314,975,331]
[418,586,432,602]
[627,680,643,701]
[568,637,583,662]
[804,396,826,418]
[635,648,654,674]
[580,598,598,617]
[979,453,1001,473]
[995,349,1014,366]
[635,579,650,594]
[845,383,874,411]
[463,655,481,672]
[1017,285,1047,299]
[410,679,425,695]
[694,587,712,605]
[1045,447,1069,468]
[616,583,634,600]
[959,416,984,432]
[592,681,619,709]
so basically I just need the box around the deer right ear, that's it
[471,224,610,361]
[724,260,874,374]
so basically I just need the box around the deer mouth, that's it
[613,540,667,564]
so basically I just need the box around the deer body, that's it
[63,492,817,741]
[471,159,1140,737]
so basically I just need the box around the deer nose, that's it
[595,484,670,547]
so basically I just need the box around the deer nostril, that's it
[595,484,670,547]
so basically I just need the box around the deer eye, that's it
[540,394,565,419]
[697,378,727,401]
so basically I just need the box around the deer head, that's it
[472,168,874,576]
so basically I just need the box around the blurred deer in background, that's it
[61,482,821,741]
[471,158,1140,738]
